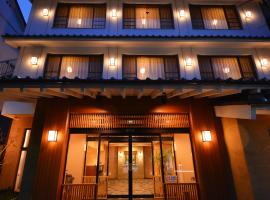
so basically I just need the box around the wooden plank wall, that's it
[19,99,69,200]
[189,99,236,200]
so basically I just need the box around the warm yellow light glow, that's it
[109,57,116,69]
[77,18,82,25]
[140,67,146,74]
[185,58,193,67]
[111,9,117,17]
[31,57,38,65]
[179,10,185,17]
[42,8,49,16]
[212,19,218,25]
[48,130,58,142]
[202,130,212,142]
[223,67,230,74]
[261,58,268,68]
[67,66,73,73]
[142,18,146,25]
[245,11,252,18]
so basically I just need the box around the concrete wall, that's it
[14,46,270,80]
[0,116,33,190]
[0,0,25,61]
[222,115,270,200]
[26,0,270,37]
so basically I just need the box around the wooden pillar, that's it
[189,99,236,200]
[19,99,69,200]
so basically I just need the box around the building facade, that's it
[1,0,270,200]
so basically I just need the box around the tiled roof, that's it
[3,34,270,40]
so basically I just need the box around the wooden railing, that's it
[0,59,15,78]
[82,176,108,199]
[166,183,199,200]
[62,184,96,200]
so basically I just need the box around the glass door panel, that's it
[107,136,129,197]
[161,134,177,183]
[132,140,153,196]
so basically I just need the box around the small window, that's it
[123,4,174,29]
[44,55,103,80]
[122,55,179,80]
[54,4,106,29]
[198,56,257,80]
[189,5,242,30]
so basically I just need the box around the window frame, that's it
[189,4,243,30]
[122,55,180,80]
[197,55,257,80]
[53,3,107,29]
[122,4,175,30]
[43,54,104,80]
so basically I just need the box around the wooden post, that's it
[189,99,236,200]
[19,99,69,200]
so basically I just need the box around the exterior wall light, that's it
[139,67,146,75]
[245,11,252,19]
[212,19,218,26]
[67,66,73,73]
[31,57,38,65]
[185,58,193,67]
[111,9,117,18]
[77,18,82,25]
[179,10,185,18]
[260,58,268,69]
[48,130,58,142]
[202,130,212,142]
[142,18,146,25]
[109,57,116,69]
[42,8,49,16]
[223,67,230,74]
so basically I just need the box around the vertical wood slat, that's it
[69,113,190,129]
[166,183,199,200]
[62,184,96,200]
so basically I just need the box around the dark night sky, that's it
[17,0,32,22]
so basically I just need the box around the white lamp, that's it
[109,57,116,69]
[111,9,117,18]
[67,66,73,73]
[223,67,230,74]
[185,58,193,67]
[142,18,146,25]
[260,58,268,68]
[48,130,58,142]
[202,130,212,142]
[31,57,38,65]
[42,8,49,16]
[245,11,252,19]
[179,10,185,18]
[77,18,82,25]
[140,67,146,75]
[212,19,218,26]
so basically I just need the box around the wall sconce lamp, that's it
[179,10,185,18]
[185,57,193,67]
[260,58,268,69]
[111,9,117,18]
[139,67,146,75]
[245,11,252,19]
[31,57,38,65]
[223,67,230,74]
[202,130,212,142]
[109,57,116,69]
[212,19,218,26]
[67,66,73,73]
[48,130,58,142]
[42,8,49,16]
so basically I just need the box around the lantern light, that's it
[31,57,38,65]
[223,67,230,74]
[42,8,49,16]
[179,10,185,17]
[245,11,252,19]
[67,66,73,73]
[111,9,117,17]
[48,130,58,142]
[260,58,268,68]
[77,18,82,25]
[212,19,218,26]
[202,130,212,142]
[185,58,193,67]
[140,67,146,74]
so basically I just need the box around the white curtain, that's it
[201,7,228,29]
[68,6,93,28]
[211,57,241,80]
[137,57,164,80]
[60,56,89,79]
[136,7,161,29]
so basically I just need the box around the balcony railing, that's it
[0,59,16,78]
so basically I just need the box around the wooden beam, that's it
[194,89,221,98]
[209,89,241,98]
[215,105,256,119]
[102,88,111,99]
[43,89,68,98]
[78,88,96,99]
[179,89,202,99]
[121,88,126,99]
[137,88,145,99]
[151,88,164,99]
[62,88,83,99]
[21,88,53,98]
[167,89,184,99]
